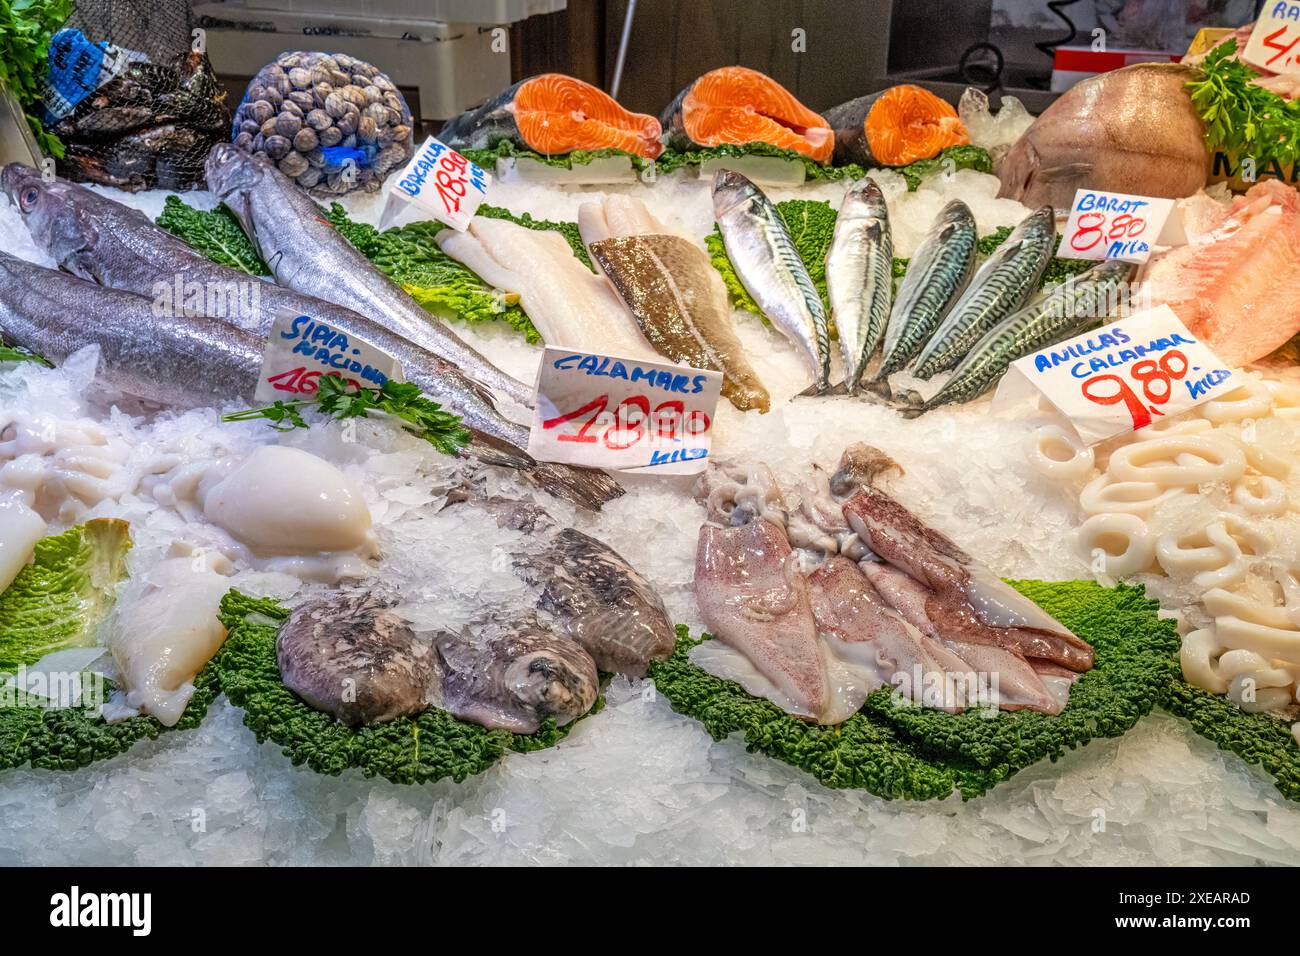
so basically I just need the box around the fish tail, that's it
[464,433,534,470]
[797,380,848,397]
[527,460,625,511]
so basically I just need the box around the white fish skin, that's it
[437,216,659,362]
[826,178,893,392]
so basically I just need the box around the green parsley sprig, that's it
[224,375,471,456]
[1186,38,1300,171]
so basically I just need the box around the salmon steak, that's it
[660,66,833,163]
[1142,180,1300,367]
[823,85,969,167]
[438,73,663,160]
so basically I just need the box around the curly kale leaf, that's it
[156,196,270,276]
[459,138,653,173]
[655,143,990,188]
[214,590,600,785]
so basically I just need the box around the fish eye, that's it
[19,187,38,209]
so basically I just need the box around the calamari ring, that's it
[1074,512,1154,577]
[1133,416,1213,440]
[1180,626,1227,693]
[1226,673,1295,713]
[1241,439,1292,480]
[1199,379,1274,425]
[1078,474,1183,517]
[1155,516,1270,590]
[1025,424,1094,481]
[1216,614,1300,664]
[1107,434,1246,486]
[1233,475,1289,515]
[1203,586,1300,630]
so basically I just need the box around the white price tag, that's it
[1057,189,1177,264]
[528,346,722,475]
[254,308,404,402]
[994,305,1236,445]
[1243,2,1300,75]
[380,136,490,231]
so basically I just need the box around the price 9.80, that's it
[1079,349,1189,430]
[542,395,710,451]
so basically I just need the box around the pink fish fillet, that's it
[694,518,828,717]
[1143,179,1300,365]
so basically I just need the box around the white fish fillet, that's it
[437,216,658,361]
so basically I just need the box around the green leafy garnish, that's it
[224,375,471,457]
[0,344,51,366]
[459,138,653,173]
[649,580,1180,801]
[1186,38,1300,172]
[156,196,271,275]
[213,591,603,785]
[0,520,132,674]
[656,142,990,189]
[0,0,73,158]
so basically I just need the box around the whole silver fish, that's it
[825,178,893,393]
[901,259,1137,416]
[911,205,1056,379]
[0,251,263,407]
[712,169,831,393]
[874,199,977,381]
[1,163,621,510]
[202,144,532,408]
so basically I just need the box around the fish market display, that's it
[277,592,437,726]
[712,170,831,392]
[825,178,893,391]
[202,145,532,408]
[661,67,833,163]
[691,447,1089,724]
[1142,180,1300,366]
[823,85,969,167]
[437,215,659,362]
[996,63,1207,209]
[0,500,47,594]
[432,617,600,734]
[581,196,770,412]
[0,252,264,408]
[911,205,1055,379]
[875,199,977,381]
[439,73,663,161]
[104,558,230,726]
[901,259,1137,415]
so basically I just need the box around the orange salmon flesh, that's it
[865,86,968,166]
[514,74,663,159]
[680,66,833,163]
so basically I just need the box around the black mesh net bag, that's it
[40,0,229,191]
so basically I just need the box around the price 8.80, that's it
[1079,349,1189,430]
[1068,211,1147,254]
[542,394,710,451]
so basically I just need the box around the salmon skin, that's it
[823,85,968,167]
[438,74,663,160]
[661,66,833,164]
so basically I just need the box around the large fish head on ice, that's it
[1,163,101,263]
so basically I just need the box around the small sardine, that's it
[712,169,831,393]
[825,178,893,392]
[911,205,1056,379]
[874,200,977,381]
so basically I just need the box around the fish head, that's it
[711,168,760,219]
[203,143,264,205]
[1,163,102,264]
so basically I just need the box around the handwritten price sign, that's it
[382,136,490,231]
[254,308,404,403]
[1057,189,1176,264]
[1244,2,1300,75]
[1000,305,1234,445]
[528,346,723,475]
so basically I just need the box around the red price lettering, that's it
[1069,212,1106,252]
[542,394,608,443]
[1079,349,1190,430]
[1107,213,1146,241]
[653,400,684,443]
[605,396,649,451]
[1263,25,1300,67]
